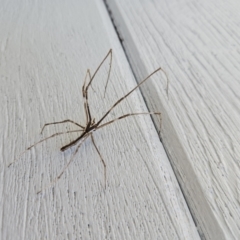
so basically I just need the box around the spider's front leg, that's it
[82,69,94,127]
[82,49,113,126]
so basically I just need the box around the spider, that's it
[9,49,168,193]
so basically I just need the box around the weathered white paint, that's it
[106,0,240,239]
[0,0,200,239]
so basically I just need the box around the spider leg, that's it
[41,119,84,134]
[96,68,168,127]
[91,133,106,189]
[8,129,83,167]
[82,69,92,125]
[96,112,162,132]
[91,112,162,189]
[103,49,112,97]
[82,49,113,127]
[86,49,112,98]
[37,133,91,194]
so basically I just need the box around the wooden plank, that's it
[105,0,240,239]
[0,0,200,239]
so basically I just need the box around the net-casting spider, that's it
[8,49,168,193]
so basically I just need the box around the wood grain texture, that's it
[0,0,199,239]
[105,0,240,239]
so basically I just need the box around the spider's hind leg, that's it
[8,129,83,167]
[37,133,91,194]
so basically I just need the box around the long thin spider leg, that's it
[103,49,112,97]
[37,133,90,194]
[85,69,93,125]
[96,68,168,127]
[83,50,113,126]
[86,49,112,96]
[8,129,83,167]
[82,69,92,125]
[96,112,162,132]
[41,119,84,134]
[91,133,106,189]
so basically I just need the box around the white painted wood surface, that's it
[0,0,200,239]
[106,0,240,239]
